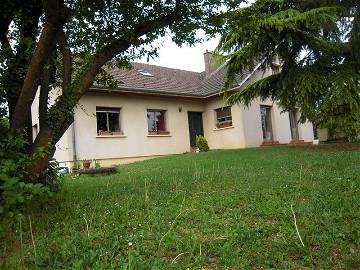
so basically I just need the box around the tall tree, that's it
[0,0,242,181]
[217,0,360,140]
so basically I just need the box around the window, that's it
[215,107,233,128]
[138,69,154,77]
[260,105,273,141]
[96,107,123,136]
[147,110,169,135]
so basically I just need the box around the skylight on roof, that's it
[138,69,154,77]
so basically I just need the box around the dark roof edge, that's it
[89,86,205,99]
[203,60,265,98]
[131,61,204,75]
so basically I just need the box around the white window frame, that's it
[147,109,169,135]
[215,106,233,128]
[96,107,123,136]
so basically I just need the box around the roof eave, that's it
[89,86,205,99]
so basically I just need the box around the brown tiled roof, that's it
[91,61,256,98]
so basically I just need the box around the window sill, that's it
[96,135,127,138]
[213,126,235,131]
[147,134,172,137]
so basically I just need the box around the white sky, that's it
[138,35,220,72]
[137,1,254,72]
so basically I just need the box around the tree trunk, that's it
[11,0,64,132]
[29,126,54,181]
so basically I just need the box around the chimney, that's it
[203,50,220,76]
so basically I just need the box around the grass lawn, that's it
[2,145,360,269]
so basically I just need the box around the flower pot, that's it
[83,161,91,169]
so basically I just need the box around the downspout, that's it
[72,118,78,162]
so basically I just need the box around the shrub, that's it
[196,135,210,152]
[94,159,101,168]
[0,118,58,231]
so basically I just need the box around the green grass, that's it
[2,146,360,269]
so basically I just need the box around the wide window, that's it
[96,107,123,136]
[215,107,233,128]
[147,110,169,135]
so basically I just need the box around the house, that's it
[31,52,314,169]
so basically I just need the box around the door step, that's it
[260,140,281,146]
[289,140,311,145]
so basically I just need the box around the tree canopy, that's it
[0,0,241,180]
[217,0,360,140]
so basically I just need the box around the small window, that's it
[138,69,154,77]
[147,110,169,135]
[215,107,233,128]
[271,63,281,74]
[96,107,123,136]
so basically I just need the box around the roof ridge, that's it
[203,59,228,79]
[132,61,204,75]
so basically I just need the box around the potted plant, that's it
[94,159,101,168]
[82,159,91,169]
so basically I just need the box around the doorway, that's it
[188,112,204,147]
[260,105,273,141]
[289,110,299,140]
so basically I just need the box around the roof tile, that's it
[93,61,254,97]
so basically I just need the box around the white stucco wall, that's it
[72,93,205,161]
[240,99,314,146]
[317,128,329,141]
[271,104,293,143]
[240,100,264,147]
[30,88,74,167]
[203,97,246,149]
[31,90,40,137]
[298,121,314,142]
[53,125,73,167]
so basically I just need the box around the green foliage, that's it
[196,135,210,152]
[1,146,360,268]
[217,0,360,141]
[72,160,81,170]
[0,175,51,226]
[94,159,101,169]
[0,118,58,229]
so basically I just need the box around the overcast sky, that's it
[138,35,220,72]
[137,1,254,72]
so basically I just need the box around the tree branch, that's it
[349,7,360,60]
[11,0,66,131]
[77,12,181,98]
[0,0,22,51]
[0,29,14,59]
[38,55,56,131]
[58,29,72,90]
